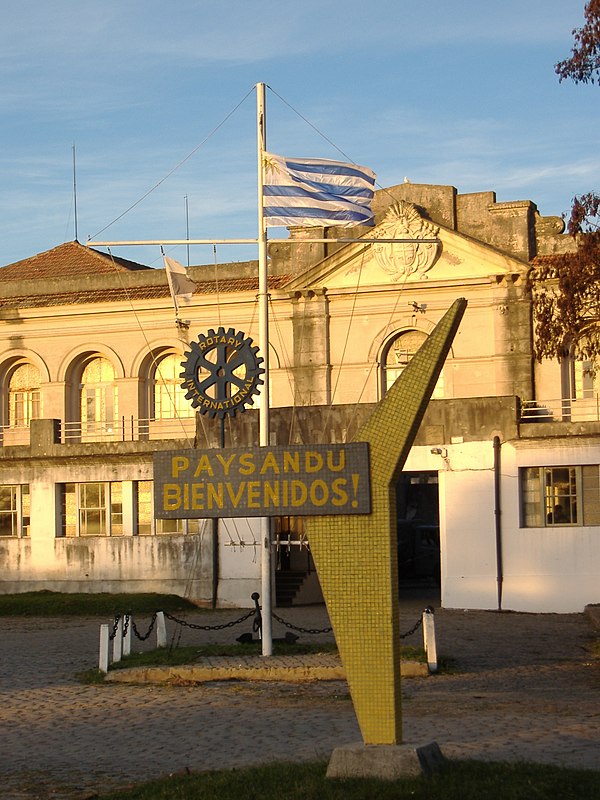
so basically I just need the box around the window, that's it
[573,360,597,399]
[8,363,41,427]
[137,480,153,535]
[520,465,600,527]
[152,353,194,420]
[0,485,29,537]
[80,357,117,433]
[381,330,443,398]
[136,480,203,535]
[60,482,123,537]
[563,344,598,401]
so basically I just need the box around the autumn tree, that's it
[529,236,600,362]
[529,2,600,362]
[555,0,600,85]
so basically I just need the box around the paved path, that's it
[0,593,599,798]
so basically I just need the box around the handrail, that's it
[0,417,196,446]
[61,417,196,443]
[520,396,600,423]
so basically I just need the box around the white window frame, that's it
[60,482,123,537]
[520,466,581,527]
[8,363,41,428]
[80,357,118,434]
[0,485,30,537]
[136,480,203,535]
[152,353,194,420]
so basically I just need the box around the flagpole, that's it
[257,81,273,657]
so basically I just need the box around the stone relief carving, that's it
[372,201,440,278]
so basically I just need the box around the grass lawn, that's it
[0,591,199,616]
[105,641,425,669]
[100,760,600,800]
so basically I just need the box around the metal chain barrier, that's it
[108,615,121,641]
[131,612,158,641]
[272,610,425,638]
[271,611,332,634]
[108,600,427,645]
[399,615,423,639]
[163,609,255,631]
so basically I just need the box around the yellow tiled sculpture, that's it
[305,298,467,744]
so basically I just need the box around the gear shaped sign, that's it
[180,327,265,419]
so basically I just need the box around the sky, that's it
[0,0,596,269]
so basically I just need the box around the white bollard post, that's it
[156,611,167,649]
[112,617,123,663]
[99,624,109,673]
[423,607,438,674]
[123,614,132,657]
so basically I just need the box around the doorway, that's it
[396,471,440,598]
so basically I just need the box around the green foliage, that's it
[101,760,600,800]
[110,641,341,670]
[77,668,107,685]
[556,1,600,86]
[0,591,198,617]
[109,642,424,671]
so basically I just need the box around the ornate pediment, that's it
[372,201,440,278]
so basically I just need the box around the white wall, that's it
[498,441,600,612]
[0,534,214,600]
[406,438,600,613]
[217,517,262,607]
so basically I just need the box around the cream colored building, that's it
[0,182,597,612]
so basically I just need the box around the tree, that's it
[530,3,600,362]
[529,237,600,362]
[555,0,600,85]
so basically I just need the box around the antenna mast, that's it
[72,143,79,242]
[184,194,190,267]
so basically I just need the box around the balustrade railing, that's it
[2,399,599,447]
[0,417,196,447]
[520,396,600,423]
[61,416,196,443]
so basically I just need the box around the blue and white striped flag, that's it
[263,152,376,228]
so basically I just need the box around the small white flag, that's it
[263,152,376,228]
[163,255,196,315]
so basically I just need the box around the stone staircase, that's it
[275,570,306,607]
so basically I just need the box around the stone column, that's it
[290,289,331,406]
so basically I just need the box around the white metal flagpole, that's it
[256,82,273,657]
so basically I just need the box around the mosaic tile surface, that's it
[305,298,467,744]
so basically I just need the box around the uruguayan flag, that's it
[263,152,376,227]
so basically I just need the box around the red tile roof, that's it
[0,241,290,308]
[0,276,291,309]
[0,241,151,280]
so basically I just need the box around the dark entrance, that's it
[274,516,322,606]
[396,471,440,593]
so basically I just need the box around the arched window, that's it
[80,357,117,432]
[8,363,41,427]
[152,353,194,419]
[381,330,444,398]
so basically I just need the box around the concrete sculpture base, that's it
[326,741,447,780]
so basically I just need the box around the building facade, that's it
[0,182,597,612]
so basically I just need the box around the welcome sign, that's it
[154,443,370,518]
